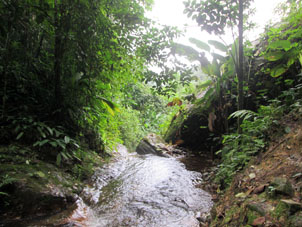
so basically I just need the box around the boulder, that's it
[136,134,168,157]
[247,203,266,216]
[0,162,81,226]
[270,177,294,197]
[281,199,302,214]
[288,211,302,227]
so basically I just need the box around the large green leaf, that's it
[189,38,211,52]
[208,40,228,52]
[299,53,302,66]
[263,51,284,61]
[231,38,239,60]
[197,80,213,90]
[270,65,288,77]
[268,40,292,51]
[97,96,120,116]
[212,53,226,62]
[171,43,200,61]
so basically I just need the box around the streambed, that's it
[26,145,213,227]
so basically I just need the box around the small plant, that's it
[216,104,282,187]
[267,185,276,196]
[11,116,81,166]
[0,174,16,197]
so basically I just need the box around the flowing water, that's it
[25,145,213,227]
[80,145,213,227]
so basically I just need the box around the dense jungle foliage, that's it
[1,0,302,216]
[0,0,189,156]
[176,0,302,187]
[0,0,191,198]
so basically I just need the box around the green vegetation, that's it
[1,0,302,225]
[0,0,188,211]
[214,0,302,187]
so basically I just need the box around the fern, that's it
[229,109,257,121]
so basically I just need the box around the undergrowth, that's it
[216,75,302,187]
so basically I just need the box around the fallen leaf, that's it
[246,187,254,195]
[252,216,265,226]
[249,173,256,179]
[253,185,267,194]
[235,192,247,198]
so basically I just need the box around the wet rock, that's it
[0,162,80,225]
[247,203,266,216]
[136,140,167,157]
[288,211,302,227]
[270,177,294,197]
[281,199,302,214]
[136,134,169,157]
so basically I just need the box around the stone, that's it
[247,203,266,216]
[270,177,294,197]
[288,211,302,227]
[280,199,302,214]
[136,134,167,157]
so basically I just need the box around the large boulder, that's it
[270,177,294,197]
[136,134,168,157]
[0,161,82,226]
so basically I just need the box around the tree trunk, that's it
[237,0,244,134]
[54,0,62,111]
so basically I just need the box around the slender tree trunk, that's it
[2,32,11,120]
[237,0,244,134]
[54,0,62,111]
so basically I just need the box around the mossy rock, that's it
[247,210,260,225]
[247,203,266,216]
[288,211,302,227]
[269,177,294,197]
[0,160,82,224]
[271,200,290,221]
[280,199,302,214]
[221,206,241,226]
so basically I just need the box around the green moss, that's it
[246,210,259,225]
[271,201,290,220]
[222,206,240,225]
[164,111,185,143]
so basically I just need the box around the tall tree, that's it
[238,0,244,133]
[184,0,253,132]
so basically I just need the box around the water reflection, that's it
[82,146,213,227]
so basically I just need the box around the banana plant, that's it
[171,38,238,132]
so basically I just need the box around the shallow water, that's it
[81,145,213,227]
[24,145,213,227]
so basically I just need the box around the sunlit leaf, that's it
[98,96,120,116]
[208,40,228,52]
[171,43,200,61]
[269,40,292,51]
[270,66,288,77]
[264,52,284,61]
[64,136,70,144]
[189,38,211,52]
[229,110,257,120]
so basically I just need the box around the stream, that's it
[29,145,213,227]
